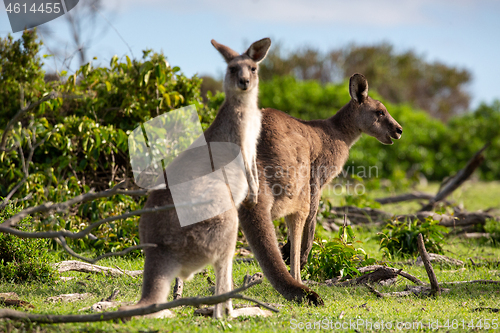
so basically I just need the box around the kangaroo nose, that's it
[240,78,249,85]
[396,128,403,135]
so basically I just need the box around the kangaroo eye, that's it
[229,67,237,74]
[251,67,257,73]
[375,110,384,117]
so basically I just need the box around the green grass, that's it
[1,180,499,332]
[1,234,499,332]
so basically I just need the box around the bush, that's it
[0,202,58,283]
[303,224,375,281]
[378,217,449,258]
[0,31,221,256]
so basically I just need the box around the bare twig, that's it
[417,233,440,296]
[54,260,143,277]
[0,200,208,239]
[0,280,277,323]
[420,142,490,212]
[357,265,425,285]
[376,192,453,206]
[173,278,184,300]
[363,283,384,298]
[55,237,156,264]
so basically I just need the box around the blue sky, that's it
[1,0,499,109]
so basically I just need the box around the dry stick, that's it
[0,200,208,239]
[0,280,278,324]
[417,233,440,296]
[439,280,500,286]
[3,181,133,227]
[363,283,384,298]
[55,261,143,277]
[357,265,425,285]
[173,278,184,300]
[376,192,435,205]
[420,142,490,212]
[55,237,157,264]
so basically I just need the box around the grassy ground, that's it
[1,181,499,332]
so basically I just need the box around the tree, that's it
[259,43,472,121]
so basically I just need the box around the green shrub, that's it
[0,202,58,283]
[378,217,449,258]
[303,224,376,281]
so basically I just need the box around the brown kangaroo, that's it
[121,38,271,319]
[238,73,402,304]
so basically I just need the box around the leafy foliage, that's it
[378,217,449,258]
[259,42,471,121]
[0,202,58,283]
[0,30,220,256]
[304,223,376,281]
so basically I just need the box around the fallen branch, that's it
[357,265,425,285]
[55,237,156,264]
[439,279,500,286]
[0,280,277,324]
[365,285,450,298]
[415,253,464,267]
[376,192,451,205]
[335,267,400,287]
[54,261,143,277]
[420,142,490,212]
[417,233,440,296]
[173,278,184,300]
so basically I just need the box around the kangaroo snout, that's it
[238,78,250,90]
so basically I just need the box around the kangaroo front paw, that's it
[242,191,258,209]
[303,287,324,306]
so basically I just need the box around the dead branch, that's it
[0,279,278,324]
[415,253,464,267]
[420,142,490,212]
[365,285,450,298]
[0,201,198,239]
[173,278,184,300]
[363,283,384,298]
[439,280,500,286]
[357,265,425,285]
[334,267,399,287]
[376,192,447,205]
[54,261,143,277]
[330,206,392,224]
[417,233,440,296]
[3,181,138,227]
[55,237,156,264]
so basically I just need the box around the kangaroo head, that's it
[211,38,271,94]
[349,73,403,145]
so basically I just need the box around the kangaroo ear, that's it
[211,39,240,63]
[349,73,369,103]
[245,38,271,63]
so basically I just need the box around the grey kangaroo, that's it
[121,38,271,318]
[238,73,402,305]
